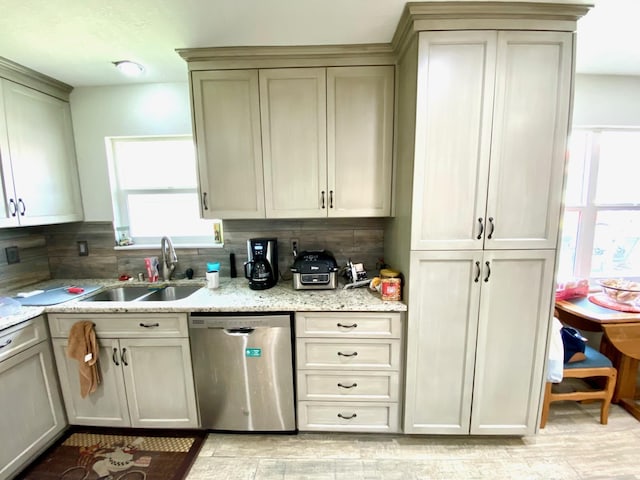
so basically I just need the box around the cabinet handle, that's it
[0,339,12,349]
[337,413,357,420]
[484,261,491,282]
[329,190,334,208]
[121,348,128,366]
[337,351,358,357]
[112,348,120,366]
[139,322,160,328]
[337,382,358,389]
[474,261,481,283]
[487,217,495,239]
[8,199,17,217]
[477,218,484,240]
[18,198,26,216]
[336,323,357,329]
[202,192,208,211]
[321,191,326,209]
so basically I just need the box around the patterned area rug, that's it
[18,428,206,480]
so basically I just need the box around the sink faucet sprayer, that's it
[161,236,178,281]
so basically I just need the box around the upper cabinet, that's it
[191,70,265,219]
[0,59,83,228]
[181,47,395,220]
[410,30,572,251]
[260,68,328,218]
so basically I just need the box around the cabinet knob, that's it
[112,347,120,366]
[8,198,17,217]
[18,198,25,216]
[321,191,326,209]
[487,217,495,239]
[337,382,358,389]
[477,218,484,240]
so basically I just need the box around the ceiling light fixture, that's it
[113,60,144,77]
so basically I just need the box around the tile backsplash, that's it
[0,219,385,290]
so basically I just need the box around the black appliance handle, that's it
[243,260,253,279]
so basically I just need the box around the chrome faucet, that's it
[160,236,178,281]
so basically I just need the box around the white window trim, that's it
[105,135,223,249]
[565,126,640,281]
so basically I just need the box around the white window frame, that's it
[105,135,222,248]
[563,127,640,281]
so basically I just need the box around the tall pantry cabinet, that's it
[384,3,591,435]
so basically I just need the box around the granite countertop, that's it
[0,277,406,331]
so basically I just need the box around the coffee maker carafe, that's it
[244,238,278,290]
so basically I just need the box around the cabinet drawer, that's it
[296,338,400,370]
[296,312,402,338]
[48,313,188,338]
[0,316,47,362]
[297,401,399,432]
[297,371,399,402]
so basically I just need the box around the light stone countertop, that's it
[1,277,406,331]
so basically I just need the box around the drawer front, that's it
[298,401,399,432]
[48,313,188,338]
[297,371,399,402]
[296,312,402,338]
[296,338,400,370]
[0,316,47,362]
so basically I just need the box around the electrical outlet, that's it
[77,240,89,256]
[5,246,20,264]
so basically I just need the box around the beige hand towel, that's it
[66,321,100,398]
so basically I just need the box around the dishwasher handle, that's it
[224,327,255,335]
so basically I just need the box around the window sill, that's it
[114,243,224,251]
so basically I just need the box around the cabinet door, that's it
[0,80,18,227]
[2,79,83,226]
[0,341,67,480]
[120,338,199,428]
[52,338,130,427]
[191,70,265,219]
[260,68,327,218]
[403,250,481,434]
[327,66,394,217]
[411,31,496,250]
[485,32,572,250]
[470,250,555,435]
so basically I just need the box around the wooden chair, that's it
[540,345,617,428]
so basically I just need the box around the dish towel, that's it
[66,320,100,398]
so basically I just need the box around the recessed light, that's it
[113,60,144,77]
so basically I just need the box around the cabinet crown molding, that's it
[176,44,396,70]
[392,1,593,54]
[0,56,72,101]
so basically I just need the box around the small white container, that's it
[206,271,219,289]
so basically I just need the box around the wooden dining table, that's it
[555,296,640,421]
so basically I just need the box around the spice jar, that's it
[380,269,401,301]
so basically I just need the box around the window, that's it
[558,128,640,281]
[106,135,222,247]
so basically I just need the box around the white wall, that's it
[70,83,191,221]
[573,74,640,126]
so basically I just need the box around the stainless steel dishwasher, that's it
[188,313,296,432]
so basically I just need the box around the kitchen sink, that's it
[80,285,201,302]
[137,286,201,302]
[79,286,152,302]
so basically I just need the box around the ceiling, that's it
[0,0,637,87]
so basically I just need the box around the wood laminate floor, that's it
[186,402,640,479]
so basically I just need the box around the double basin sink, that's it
[80,285,201,303]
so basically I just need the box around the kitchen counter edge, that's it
[1,278,406,330]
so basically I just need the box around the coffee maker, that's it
[244,238,278,290]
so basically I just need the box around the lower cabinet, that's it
[0,316,66,480]
[403,250,555,435]
[48,313,198,429]
[295,312,403,432]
